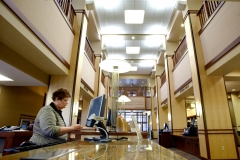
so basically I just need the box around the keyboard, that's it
[4,141,67,153]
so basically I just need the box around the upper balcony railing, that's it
[119,87,149,97]
[197,1,225,34]
[101,72,105,87]
[85,37,95,67]
[161,70,166,86]
[55,0,76,29]
[172,36,187,69]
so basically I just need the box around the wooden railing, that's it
[85,37,95,66]
[55,0,76,28]
[161,70,166,86]
[101,72,105,87]
[120,87,147,97]
[172,36,187,69]
[197,1,224,31]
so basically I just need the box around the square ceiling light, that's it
[125,10,145,24]
[126,47,140,54]
[130,66,137,71]
[0,74,13,81]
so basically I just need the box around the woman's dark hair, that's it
[52,88,71,101]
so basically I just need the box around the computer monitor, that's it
[85,94,111,143]
[190,118,195,126]
[163,122,169,131]
[106,109,117,132]
[86,94,106,127]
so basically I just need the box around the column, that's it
[93,54,101,97]
[166,51,187,135]
[151,87,158,138]
[183,0,238,159]
[46,11,88,126]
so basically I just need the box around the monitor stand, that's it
[84,121,111,143]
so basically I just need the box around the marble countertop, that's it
[0,139,187,160]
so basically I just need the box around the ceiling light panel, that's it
[126,47,140,54]
[130,66,138,71]
[0,74,13,81]
[125,10,145,24]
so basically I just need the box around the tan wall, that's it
[187,108,196,117]
[173,52,192,91]
[160,83,168,103]
[98,83,105,97]
[146,98,151,110]
[0,86,48,127]
[82,54,96,91]
[200,2,240,65]
[228,98,237,127]
[231,93,240,131]
[11,0,74,63]
[81,99,90,126]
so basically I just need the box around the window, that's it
[121,112,148,132]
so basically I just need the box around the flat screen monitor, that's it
[86,94,106,127]
[106,109,117,128]
[190,118,195,126]
[163,122,168,131]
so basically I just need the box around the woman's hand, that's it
[71,124,83,132]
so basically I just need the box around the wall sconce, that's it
[195,102,202,118]
[156,117,159,124]
[168,112,171,122]
[74,101,79,117]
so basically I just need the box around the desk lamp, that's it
[118,95,131,115]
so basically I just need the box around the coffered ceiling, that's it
[94,0,178,35]
[93,0,178,87]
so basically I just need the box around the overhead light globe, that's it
[99,59,131,73]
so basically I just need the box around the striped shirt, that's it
[29,103,67,145]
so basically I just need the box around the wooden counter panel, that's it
[0,131,33,156]
[172,135,200,158]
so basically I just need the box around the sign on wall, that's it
[118,97,145,109]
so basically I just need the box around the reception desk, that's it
[75,131,148,141]
[0,131,33,156]
[172,135,200,158]
[0,139,187,160]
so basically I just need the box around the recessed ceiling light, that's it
[126,47,140,54]
[0,74,13,81]
[130,66,137,71]
[131,61,133,63]
[132,36,135,39]
[125,10,145,24]
[181,23,184,27]
[232,89,235,91]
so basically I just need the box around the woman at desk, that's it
[30,88,82,145]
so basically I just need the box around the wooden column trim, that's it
[75,9,89,21]
[186,10,210,159]
[183,10,199,24]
